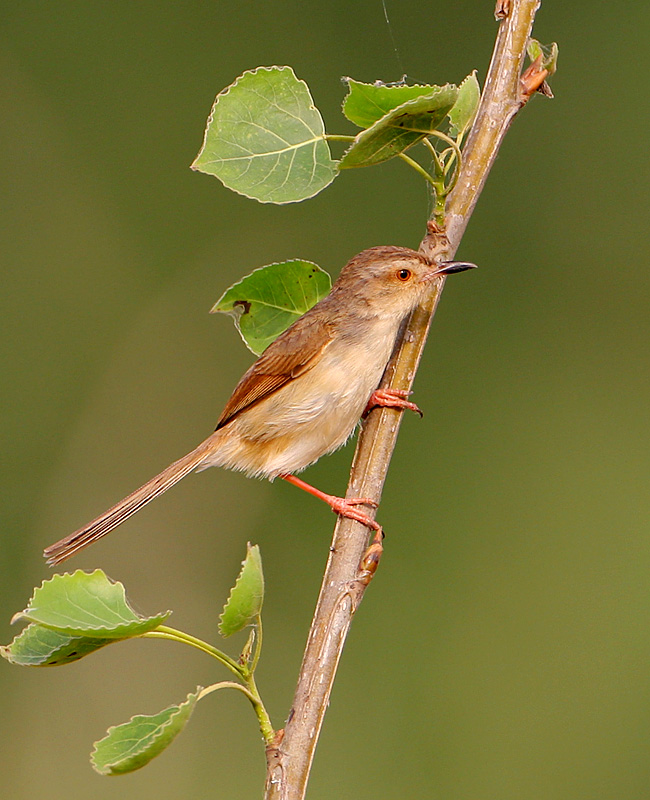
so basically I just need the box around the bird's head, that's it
[333,246,476,320]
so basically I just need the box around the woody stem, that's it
[264,3,543,798]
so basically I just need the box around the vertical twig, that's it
[265,2,545,797]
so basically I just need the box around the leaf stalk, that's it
[144,623,275,743]
[142,625,243,678]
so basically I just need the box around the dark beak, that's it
[435,261,478,275]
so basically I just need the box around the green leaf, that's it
[219,543,264,637]
[191,66,338,204]
[339,84,458,168]
[342,78,445,128]
[1,623,113,666]
[448,71,480,138]
[16,570,170,639]
[527,39,559,75]
[91,689,201,775]
[212,259,331,355]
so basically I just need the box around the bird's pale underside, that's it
[44,247,476,564]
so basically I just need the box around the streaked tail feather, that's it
[43,435,219,565]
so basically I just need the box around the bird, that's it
[44,246,475,565]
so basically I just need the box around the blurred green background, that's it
[2,1,649,798]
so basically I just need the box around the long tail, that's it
[43,434,221,566]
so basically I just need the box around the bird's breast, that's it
[208,315,401,478]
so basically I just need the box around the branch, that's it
[265,2,544,797]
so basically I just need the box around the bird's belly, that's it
[205,333,395,478]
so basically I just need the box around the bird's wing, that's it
[216,314,334,429]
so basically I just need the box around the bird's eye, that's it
[396,268,412,281]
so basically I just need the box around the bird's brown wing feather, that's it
[216,314,334,429]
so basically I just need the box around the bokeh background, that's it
[2,2,649,798]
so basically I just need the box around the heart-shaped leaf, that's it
[342,78,445,128]
[16,570,170,639]
[339,84,458,168]
[91,689,201,775]
[212,259,331,355]
[192,66,338,204]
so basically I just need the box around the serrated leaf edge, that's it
[457,70,480,95]
[342,76,441,91]
[210,259,326,314]
[91,688,202,775]
[340,83,458,167]
[1,622,72,665]
[219,543,264,637]
[191,65,339,205]
[448,70,481,137]
[211,260,331,354]
[192,66,298,171]
[1,622,113,667]
[341,77,445,127]
[19,569,171,637]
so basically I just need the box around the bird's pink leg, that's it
[363,388,423,418]
[280,474,381,533]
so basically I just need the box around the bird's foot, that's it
[280,474,381,532]
[363,388,423,418]
[326,495,382,532]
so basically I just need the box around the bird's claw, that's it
[328,496,382,532]
[363,388,423,418]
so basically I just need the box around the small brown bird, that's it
[44,246,475,565]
